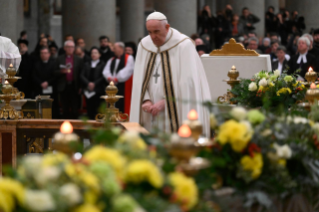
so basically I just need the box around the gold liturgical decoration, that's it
[298,67,319,111]
[0,64,25,119]
[95,81,129,122]
[218,65,240,104]
[209,38,259,56]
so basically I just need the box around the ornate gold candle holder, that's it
[53,121,79,155]
[305,83,319,105]
[183,110,203,140]
[218,65,240,104]
[95,81,128,122]
[303,67,318,88]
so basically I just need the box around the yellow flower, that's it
[125,160,163,188]
[240,153,263,179]
[84,190,99,205]
[0,178,25,212]
[277,159,286,167]
[269,82,275,87]
[276,87,292,96]
[169,172,198,210]
[73,204,101,212]
[217,120,252,152]
[42,152,69,167]
[118,131,147,151]
[79,172,100,193]
[84,146,126,178]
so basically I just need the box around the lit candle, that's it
[309,67,314,72]
[187,109,198,121]
[178,124,192,138]
[9,63,13,68]
[311,83,316,89]
[110,81,114,86]
[60,121,73,133]
[232,65,236,69]
[4,80,9,85]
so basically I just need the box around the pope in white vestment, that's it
[130,12,211,137]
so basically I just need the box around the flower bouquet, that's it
[230,70,306,109]
[197,107,319,210]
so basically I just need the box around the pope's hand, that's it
[142,100,153,113]
[150,99,165,116]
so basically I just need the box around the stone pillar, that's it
[62,0,116,48]
[216,0,265,37]
[38,0,51,35]
[265,0,279,14]
[286,0,319,32]
[16,0,24,38]
[120,0,145,43]
[154,0,196,36]
[0,0,19,43]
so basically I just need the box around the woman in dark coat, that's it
[80,47,106,120]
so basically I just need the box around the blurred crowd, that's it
[195,4,319,78]
[16,32,136,120]
[14,4,319,120]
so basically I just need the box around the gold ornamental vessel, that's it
[218,65,240,104]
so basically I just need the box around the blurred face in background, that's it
[91,49,101,61]
[314,34,319,43]
[64,41,75,56]
[40,48,50,62]
[276,49,285,62]
[248,40,258,50]
[74,47,84,58]
[100,38,109,48]
[271,42,279,53]
[65,35,74,42]
[195,38,204,46]
[40,38,48,47]
[113,43,124,58]
[243,9,249,17]
[18,43,28,55]
[298,40,308,53]
[125,47,134,55]
[50,46,57,57]
[77,38,86,49]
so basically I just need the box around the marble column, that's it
[0,0,20,43]
[286,0,319,32]
[216,0,265,37]
[154,0,196,36]
[265,0,279,14]
[62,0,116,48]
[120,0,145,43]
[16,0,24,38]
[38,0,51,35]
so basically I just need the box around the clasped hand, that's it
[142,100,165,116]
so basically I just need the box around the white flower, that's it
[293,117,308,125]
[240,120,253,134]
[261,129,272,137]
[254,73,260,79]
[312,123,319,133]
[274,69,280,77]
[25,190,56,211]
[258,78,268,87]
[35,166,61,186]
[273,143,292,159]
[248,82,257,91]
[59,183,82,206]
[210,113,218,129]
[230,107,247,121]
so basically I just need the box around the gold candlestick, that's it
[304,67,318,88]
[183,109,203,140]
[305,83,319,105]
[53,121,79,155]
[218,65,240,104]
[95,81,129,122]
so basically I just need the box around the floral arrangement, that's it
[230,70,306,109]
[198,106,319,209]
[1,129,199,212]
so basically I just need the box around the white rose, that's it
[25,190,56,211]
[35,166,61,186]
[258,78,268,87]
[230,107,247,121]
[59,183,82,206]
[210,113,218,129]
[273,143,292,159]
[274,69,280,77]
[293,117,308,125]
[312,123,319,133]
[248,82,257,91]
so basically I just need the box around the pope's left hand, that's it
[150,99,165,116]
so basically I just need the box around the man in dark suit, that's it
[99,35,114,63]
[272,46,288,74]
[55,40,83,119]
[288,37,317,79]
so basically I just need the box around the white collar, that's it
[297,52,307,64]
[91,59,100,68]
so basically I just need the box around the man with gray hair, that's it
[302,33,319,58]
[247,37,262,54]
[55,40,84,119]
[288,37,317,79]
[103,41,134,113]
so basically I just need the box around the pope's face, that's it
[146,20,170,47]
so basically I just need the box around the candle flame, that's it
[178,124,192,138]
[311,83,316,89]
[9,64,13,68]
[4,80,9,85]
[232,65,236,69]
[110,81,114,86]
[188,109,198,120]
[60,121,73,134]
[308,67,313,72]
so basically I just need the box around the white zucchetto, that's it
[146,11,167,21]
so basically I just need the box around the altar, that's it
[201,39,272,101]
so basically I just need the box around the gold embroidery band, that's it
[139,53,156,123]
[161,51,179,132]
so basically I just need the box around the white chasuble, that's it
[130,28,212,137]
